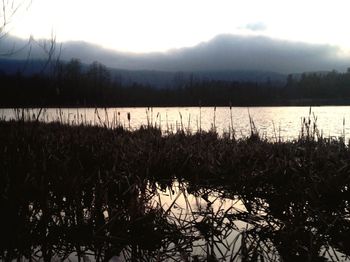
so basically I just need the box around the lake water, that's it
[1,106,350,140]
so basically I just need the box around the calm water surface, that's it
[1,106,350,139]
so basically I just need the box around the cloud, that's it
[1,34,349,74]
[100,34,348,74]
[244,22,267,31]
[165,34,348,74]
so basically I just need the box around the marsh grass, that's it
[1,113,350,261]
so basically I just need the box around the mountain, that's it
[0,33,349,87]
[49,35,350,73]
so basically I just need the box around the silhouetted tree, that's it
[0,0,32,55]
[1,58,350,107]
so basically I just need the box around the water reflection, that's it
[1,177,349,261]
[1,106,350,139]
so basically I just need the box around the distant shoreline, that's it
[2,63,350,108]
[2,99,350,108]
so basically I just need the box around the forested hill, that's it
[0,58,286,88]
[1,58,350,107]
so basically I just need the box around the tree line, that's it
[1,58,350,107]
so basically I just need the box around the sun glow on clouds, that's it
[9,0,350,53]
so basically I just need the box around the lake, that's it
[1,106,350,139]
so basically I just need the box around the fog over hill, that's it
[1,34,349,73]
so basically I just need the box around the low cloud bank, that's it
[1,34,349,74]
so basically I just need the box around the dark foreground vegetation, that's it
[1,118,350,261]
[1,59,350,107]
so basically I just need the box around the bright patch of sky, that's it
[8,0,350,53]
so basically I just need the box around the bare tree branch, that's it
[0,0,32,55]
[0,1,63,77]
[32,30,62,74]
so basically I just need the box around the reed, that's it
[0,118,349,261]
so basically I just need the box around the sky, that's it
[7,0,350,54]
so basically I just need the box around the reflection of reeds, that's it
[1,116,350,261]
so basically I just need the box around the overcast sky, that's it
[8,0,350,54]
